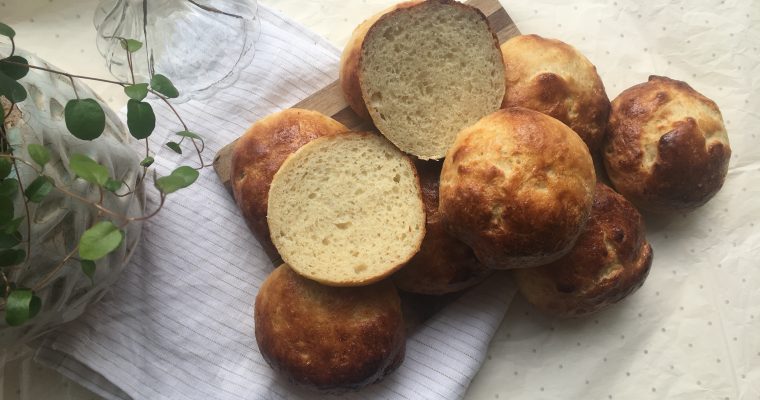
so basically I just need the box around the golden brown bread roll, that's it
[254,264,405,391]
[512,183,653,317]
[501,35,610,155]
[439,107,596,270]
[230,109,347,258]
[603,75,731,213]
[500,34,610,153]
[392,160,491,295]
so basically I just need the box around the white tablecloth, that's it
[1,0,758,399]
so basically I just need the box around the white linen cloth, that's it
[34,5,516,400]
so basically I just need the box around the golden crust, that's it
[339,1,422,120]
[512,183,653,318]
[254,264,405,391]
[230,109,348,257]
[603,75,731,213]
[439,107,596,269]
[392,160,491,295]
[500,34,610,153]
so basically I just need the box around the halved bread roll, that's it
[340,0,505,160]
[231,109,348,259]
[267,132,425,286]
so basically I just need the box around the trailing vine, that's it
[0,22,207,326]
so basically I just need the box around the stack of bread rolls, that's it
[230,0,731,392]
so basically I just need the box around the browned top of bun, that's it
[230,109,347,256]
[513,183,653,317]
[254,264,405,391]
[603,75,731,213]
[439,107,596,269]
[500,34,610,153]
[393,160,490,295]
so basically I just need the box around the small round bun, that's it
[255,264,405,392]
[603,75,731,213]
[439,107,596,270]
[268,132,425,286]
[513,183,653,318]
[231,109,347,257]
[393,160,490,295]
[500,34,610,153]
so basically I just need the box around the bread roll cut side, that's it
[342,0,506,159]
[267,132,426,286]
[230,109,348,259]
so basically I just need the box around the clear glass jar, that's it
[93,0,260,102]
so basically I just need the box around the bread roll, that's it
[500,34,610,153]
[439,107,596,269]
[603,75,731,213]
[392,160,490,295]
[230,109,347,257]
[267,132,425,286]
[255,264,405,391]
[340,0,505,159]
[513,183,653,317]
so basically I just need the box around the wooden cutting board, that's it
[212,0,520,188]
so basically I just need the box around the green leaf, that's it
[81,260,96,284]
[5,289,41,327]
[0,56,29,80]
[64,99,106,141]
[0,231,20,249]
[0,178,18,198]
[155,166,199,194]
[104,179,122,192]
[150,74,179,99]
[0,71,27,103]
[119,38,143,53]
[0,22,16,39]
[0,217,23,235]
[0,158,11,178]
[126,99,155,139]
[0,23,15,39]
[176,131,202,140]
[0,196,12,224]
[27,143,50,167]
[24,175,53,203]
[69,154,109,186]
[78,220,123,261]
[0,248,25,267]
[165,141,182,154]
[124,83,149,101]
[140,156,154,168]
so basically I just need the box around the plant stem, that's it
[69,76,80,100]
[186,0,244,19]
[32,244,79,292]
[11,156,32,266]
[0,59,128,86]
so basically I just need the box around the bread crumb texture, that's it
[359,0,505,159]
[267,132,425,286]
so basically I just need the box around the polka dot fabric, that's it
[466,0,760,399]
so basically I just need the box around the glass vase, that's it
[93,0,260,102]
